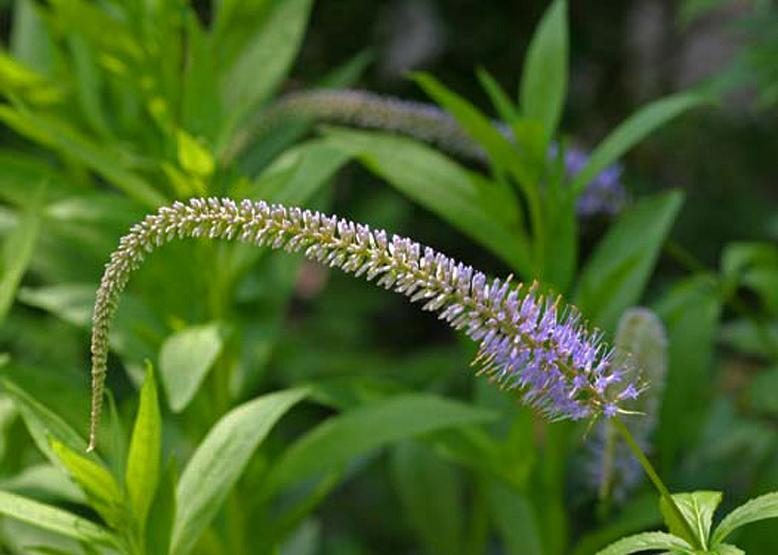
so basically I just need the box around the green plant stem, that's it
[611,416,701,550]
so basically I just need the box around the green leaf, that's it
[748,366,778,416]
[0,106,164,207]
[172,388,308,555]
[318,50,374,89]
[570,93,707,196]
[221,0,313,137]
[575,190,684,331]
[596,531,693,555]
[67,35,112,139]
[660,491,722,549]
[159,322,224,413]
[711,492,778,546]
[321,127,531,275]
[712,544,746,555]
[486,479,543,555]
[125,362,161,533]
[390,441,464,555]
[265,471,341,549]
[18,283,161,364]
[0,185,42,322]
[721,242,778,314]
[10,0,53,74]
[413,73,536,187]
[541,191,577,292]
[246,139,351,206]
[177,130,215,178]
[477,67,519,123]
[47,0,141,60]
[0,490,115,545]
[181,12,221,141]
[51,440,124,528]
[264,393,496,494]
[146,461,177,555]
[2,378,87,463]
[654,275,721,470]
[571,493,663,555]
[519,0,568,146]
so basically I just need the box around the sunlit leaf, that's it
[519,0,568,146]
[126,363,162,533]
[712,492,778,546]
[596,531,692,555]
[159,323,224,413]
[0,490,115,545]
[172,388,308,555]
[264,394,495,494]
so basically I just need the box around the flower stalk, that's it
[611,416,701,550]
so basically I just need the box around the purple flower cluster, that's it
[470,284,640,421]
[562,148,627,217]
[88,197,639,450]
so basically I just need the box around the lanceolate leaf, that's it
[390,441,464,555]
[660,491,722,550]
[0,106,164,207]
[146,462,177,555]
[575,190,684,331]
[2,378,87,463]
[125,362,162,533]
[596,531,693,555]
[264,394,496,494]
[413,72,536,188]
[159,322,224,413]
[477,67,519,123]
[321,127,531,275]
[0,490,115,545]
[172,388,308,555]
[519,0,568,147]
[0,188,42,323]
[51,440,124,528]
[221,0,313,138]
[570,93,708,196]
[711,492,778,546]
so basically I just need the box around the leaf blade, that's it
[660,491,722,549]
[0,490,115,545]
[265,393,496,494]
[171,388,308,555]
[0,186,42,322]
[596,531,693,555]
[125,362,162,534]
[51,440,124,528]
[570,93,708,196]
[159,323,224,413]
[321,127,531,275]
[575,190,684,331]
[711,492,778,546]
[519,0,568,146]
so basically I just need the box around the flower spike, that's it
[88,197,638,451]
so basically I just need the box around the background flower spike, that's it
[585,306,668,504]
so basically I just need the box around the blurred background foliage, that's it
[0,0,775,554]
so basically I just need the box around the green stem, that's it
[612,416,701,550]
